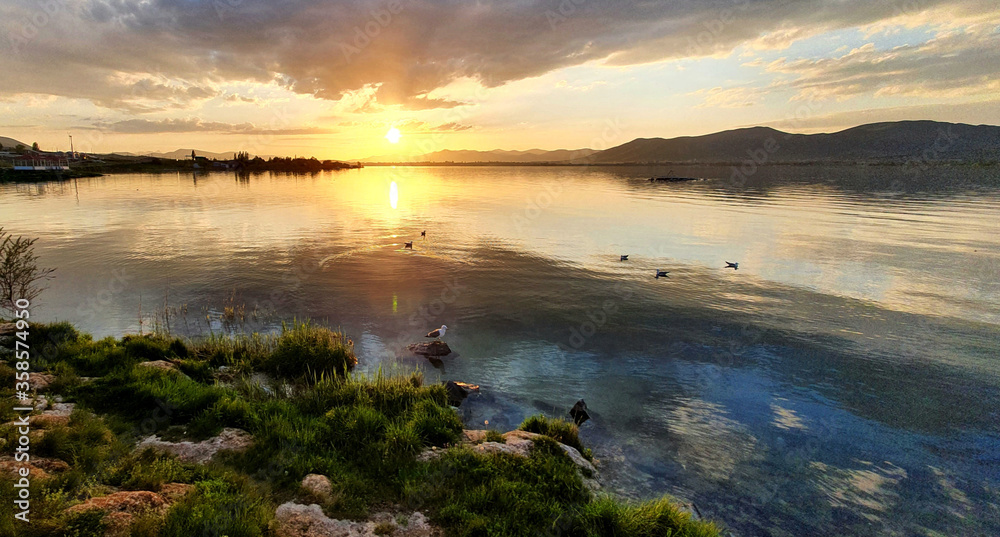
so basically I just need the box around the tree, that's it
[31,142,39,151]
[0,228,55,315]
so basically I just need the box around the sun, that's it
[385,127,401,144]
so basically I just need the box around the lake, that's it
[3,165,999,536]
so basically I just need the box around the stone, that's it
[461,429,488,444]
[570,399,590,426]
[137,360,183,374]
[444,381,479,406]
[66,490,169,536]
[273,502,440,537]
[302,474,334,501]
[136,427,252,464]
[0,456,70,480]
[30,373,56,391]
[405,341,452,357]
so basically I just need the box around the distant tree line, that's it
[236,155,360,171]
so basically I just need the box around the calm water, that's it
[3,165,1000,536]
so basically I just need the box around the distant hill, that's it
[585,121,1000,164]
[0,136,30,150]
[361,148,597,163]
[148,148,275,160]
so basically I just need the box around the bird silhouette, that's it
[655,269,670,279]
[404,241,413,249]
[620,255,629,261]
[725,261,738,270]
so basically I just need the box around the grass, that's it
[520,414,592,461]
[0,322,723,537]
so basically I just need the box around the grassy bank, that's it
[0,321,721,537]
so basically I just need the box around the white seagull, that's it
[426,325,447,339]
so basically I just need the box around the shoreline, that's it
[0,321,724,537]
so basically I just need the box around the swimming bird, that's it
[404,241,413,249]
[725,261,739,270]
[421,230,426,238]
[426,325,447,340]
[620,255,629,261]
[655,269,670,279]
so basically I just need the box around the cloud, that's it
[764,24,1000,101]
[93,118,335,135]
[1,0,998,112]
[690,86,765,108]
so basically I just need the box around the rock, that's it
[137,360,183,374]
[405,341,452,357]
[31,413,70,428]
[301,474,334,501]
[570,399,590,426]
[66,490,170,536]
[0,456,70,480]
[461,429,488,444]
[474,441,532,458]
[444,381,479,406]
[274,502,441,537]
[136,427,253,464]
[30,373,56,391]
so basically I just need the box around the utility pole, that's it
[68,134,74,158]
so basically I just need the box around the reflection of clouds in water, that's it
[666,398,759,482]
[810,460,907,521]
[771,403,807,431]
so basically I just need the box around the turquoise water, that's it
[2,165,999,535]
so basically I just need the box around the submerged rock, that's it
[405,341,452,357]
[570,399,590,426]
[444,381,479,406]
[274,502,440,537]
[136,427,252,464]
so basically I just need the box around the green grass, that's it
[0,322,723,537]
[520,414,592,461]
[570,496,722,537]
[262,320,357,379]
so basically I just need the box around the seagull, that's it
[620,255,629,261]
[421,230,426,238]
[404,241,413,249]
[426,325,447,340]
[725,261,739,270]
[655,269,670,279]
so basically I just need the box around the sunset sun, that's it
[385,127,401,144]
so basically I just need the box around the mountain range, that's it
[4,121,998,164]
[580,121,1000,164]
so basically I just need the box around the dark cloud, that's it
[94,118,335,135]
[0,0,997,111]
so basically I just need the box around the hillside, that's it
[149,148,275,160]
[585,121,1000,164]
[0,136,29,149]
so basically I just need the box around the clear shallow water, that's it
[3,165,1000,536]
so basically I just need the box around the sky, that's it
[1,0,999,160]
